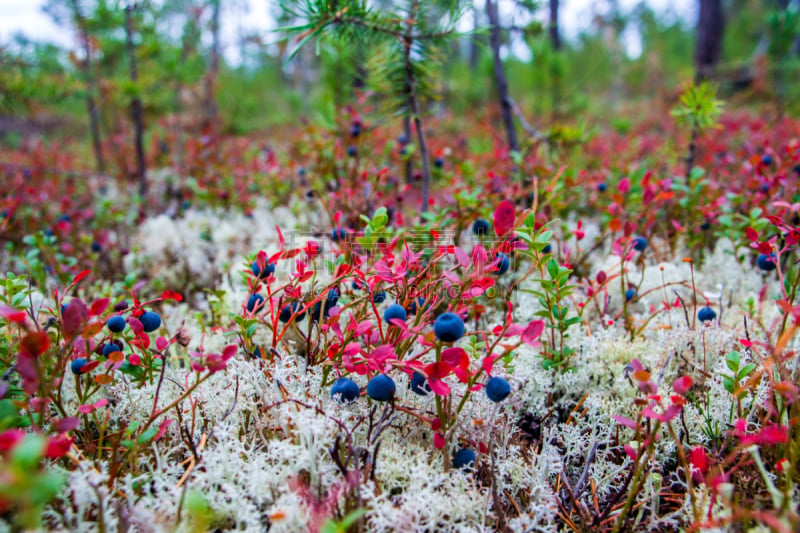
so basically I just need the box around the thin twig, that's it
[508,96,548,143]
[574,441,600,496]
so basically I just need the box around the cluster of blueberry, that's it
[329,307,511,470]
[71,304,161,375]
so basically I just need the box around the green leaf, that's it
[738,363,756,380]
[722,376,735,394]
[137,428,158,445]
[725,351,740,373]
[546,258,559,279]
[11,434,45,469]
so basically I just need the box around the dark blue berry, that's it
[311,289,339,321]
[350,123,361,137]
[58,214,71,223]
[410,372,431,396]
[408,297,425,315]
[434,157,444,168]
[251,260,275,280]
[632,237,648,252]
[107,315,126,333]
[433,312,465,343]
[114,300,129,312]
[597,182,607,192]
[280,302,305,323]
[247,294,265,313]
[366,374,395,402]
[757,253,777,272]
[697,307,716,322]
[91,242,102,252]
[327,288,340,305]
[331,228,347,242]
[542,244,552,254]
[373,291,387,304]
[472,219,490,236]
[700,220,711,231]
[761,155,773,166]
[331,377,360,403]
[493,253,510,275]
[453,448,476,469]
[139,311,162,332]
[384,304,407,324]
[347,146,357,157]
[625,289,636,302]
[71,358,87,375]
[485,376,511,402]
[298,167,306,177]
[103,341,123,358]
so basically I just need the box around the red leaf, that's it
[453,247,470,268]
[161,290,183,302]
[281,248,301,259]
[441,347,469,370]
[45,435,73,459]
[70,270,91,286]
[428,378,451,396]
[54,417,80,433]
[335,264,351,278]
[276,225,285,249]
[0,305,27,324]
[155,419,173,442]
[521,320,545,346]
[612,415,637,429]
[484,354,497,375]
[757,424,788,446]
[63,299,89,340]
[80,360,101,373]
[424,361,454,379]
[624,444,638,461]
[20,331,50,358]
[156,336,168,351]
[673,376,693,396]
[222,344,237,361]
[689,446,709,474]
[0,429,26,451]
[89,298,110,316]
[745,227,758,242]
[16,352,38,394]
[493,200,515,237]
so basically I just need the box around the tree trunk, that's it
[204,0,220,127]
[125,4,147,198]
[695,0,724,82]
[485,0,518,153]
[403,113,413,185]
[468,0,480,70]
[548,0,560,51]
[69,0,105,173]
[403,2,432,214]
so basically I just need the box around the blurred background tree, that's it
[0,0,797,166]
